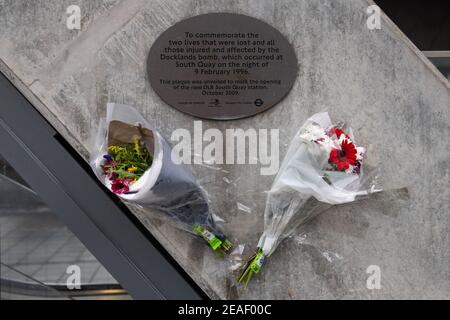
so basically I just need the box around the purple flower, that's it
[103,154,113,162]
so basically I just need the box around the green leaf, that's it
[107,138,153,181]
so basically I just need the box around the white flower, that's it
[345,165,354,174]
[356,146,365,161]
[299,123,326,142]
[316,135,336,155]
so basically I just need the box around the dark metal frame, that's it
[0,72,206,300]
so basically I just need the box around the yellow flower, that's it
[127,166,138,173]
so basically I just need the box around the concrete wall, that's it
[1,0,449,299]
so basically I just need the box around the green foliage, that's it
[106,137,153,180]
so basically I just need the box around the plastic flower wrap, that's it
[239,112,379,285]
[90,103,232,255]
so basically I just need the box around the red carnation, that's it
[111,178,132,194]
[329,138,357,171]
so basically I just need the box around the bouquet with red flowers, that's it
[239,112,379,285]
[90,103,232,255]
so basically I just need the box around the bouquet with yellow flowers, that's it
[90,103,232,255]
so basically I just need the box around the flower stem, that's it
[238,248,265,286]
[216,238,233,257]
[192,224,233,256]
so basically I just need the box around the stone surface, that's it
[1,0,449,299]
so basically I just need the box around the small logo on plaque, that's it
[254,99,264,107]
[147,13,298,120]
[209,99,222,108]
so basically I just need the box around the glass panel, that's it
[428,57,450,81]
[0,263,69,300]
[0,156,129,299]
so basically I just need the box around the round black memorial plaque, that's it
[147,13,298,120]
